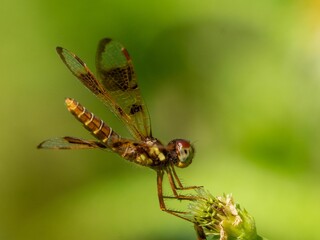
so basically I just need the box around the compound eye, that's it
[175,140,194,168]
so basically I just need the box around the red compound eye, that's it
[174,139,194,168]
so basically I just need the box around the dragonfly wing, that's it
[56,39,152,141]
[96,38,151,139]
[37,136,107,149]
[56,47,106,96]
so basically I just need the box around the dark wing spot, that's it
[100,65,132,91]
[130,104,143,115]
[98,38,112,53]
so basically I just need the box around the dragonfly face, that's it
[38,38,199,229]
[167,139,194,168]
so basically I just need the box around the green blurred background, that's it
[1,0,320,239]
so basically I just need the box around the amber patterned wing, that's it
[37,136,107,149]
[95,38,151,139]
[56,39,151,140]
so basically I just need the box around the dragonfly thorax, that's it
[134,138,194,169]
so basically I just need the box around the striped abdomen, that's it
[65,98,167,168]
[65,98,120,147]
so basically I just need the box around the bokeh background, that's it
[1,0,320,239]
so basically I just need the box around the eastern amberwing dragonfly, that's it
[38,38,201,224]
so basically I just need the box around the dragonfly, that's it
[38,38,202,227]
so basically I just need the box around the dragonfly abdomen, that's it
[65,98,120,146]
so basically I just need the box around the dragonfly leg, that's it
[171,166,203,191]
[164,166,203,201]
[157,170,207,239]
[156,170,193,222]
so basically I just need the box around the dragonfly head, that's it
[168,139,194,168]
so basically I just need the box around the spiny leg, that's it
[164,165,203,201]
[156,170,192,222]
[157,169,208,239]
[171,165,202,191]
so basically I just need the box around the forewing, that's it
[37,137,107,149]
[56,47,106,97]
[96,38,151,139]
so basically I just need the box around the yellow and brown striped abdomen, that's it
[65,98,119,146]
[64,98,166,167]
